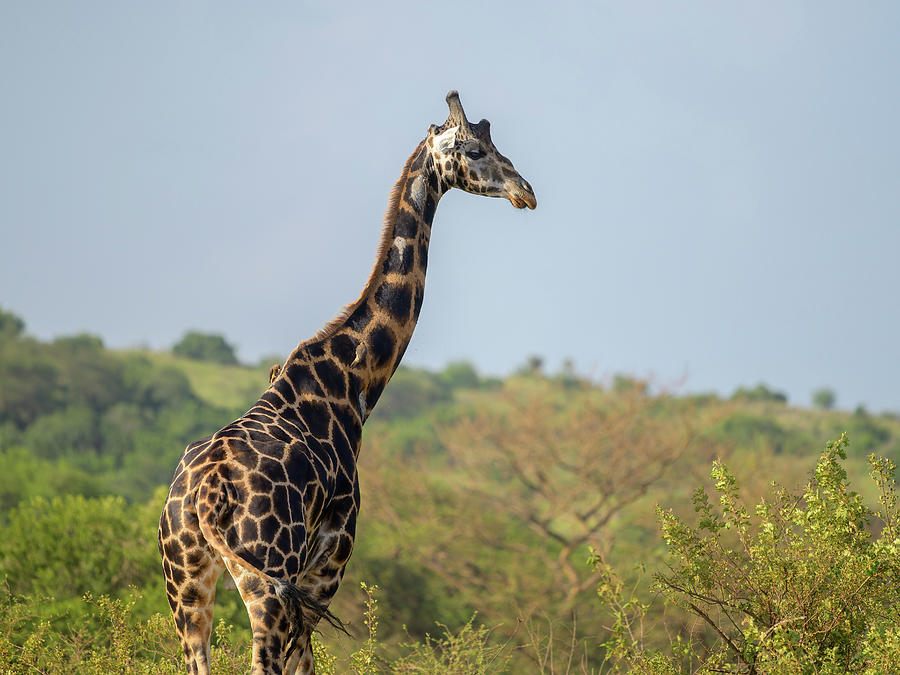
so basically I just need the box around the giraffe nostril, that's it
[520,180,533,194]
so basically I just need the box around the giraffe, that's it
[158,90,536,675]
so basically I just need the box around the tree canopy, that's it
[172,331,239,365]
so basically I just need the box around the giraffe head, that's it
[426,91,537,210]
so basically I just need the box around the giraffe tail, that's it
[194,473,350,642]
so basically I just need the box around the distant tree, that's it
[516,355,544,376]
[0,341,62,428]
[812,387,836,410]
[172,331,239,365]
[0,307,25,337]
[612,374,648,395]
[53,333,104,351]
[0,447,102,511]
[0,307,25,338]
[555,358,582,389]
[257,354,285,369]
[22,405,100,460]
[730,383,788,404]
[437,361,480,390]
[372,366,450,420]
[141,367,196,408]
[714,412,813,456]
[53,335,126,413]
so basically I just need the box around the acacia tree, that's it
[360,382,720,628]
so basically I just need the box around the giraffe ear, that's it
[434,125,459,153]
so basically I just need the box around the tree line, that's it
[1,305,900,672]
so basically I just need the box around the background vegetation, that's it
[1,305,899,672]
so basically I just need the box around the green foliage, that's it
[21,405,101,461]
[813,387,837,410]
[357,556,467,638]
[372,366,452,420]
[0,582,513,674]
[731,382,788,404]
[2,322,900,672]
[713,412,812,455]
[652,434,900,672]
[172,331,239,365]
[121,354,197,411]
[436,361,481,390]
[0,336,67,428]
[839,410,894,457]
[612,374,648,395]
[591,552,685,674]
[0,495,162,620]
[350,582,381,674]
[515,354,544,376]
[53,333,105,351]
[0,587,247,674]
[0,329,234,507]
[0,307,25,337]
[391,616,510,674]
[0,447,101,512]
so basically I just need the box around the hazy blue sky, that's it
[2,2,899,411]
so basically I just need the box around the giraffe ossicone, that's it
[158,90,536,675]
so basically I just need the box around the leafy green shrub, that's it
[0,581,514,675]
[0,586,247,675]
[0,495,161,620]
[651,434,900,672]
[391,617,509,674]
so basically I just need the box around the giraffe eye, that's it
[465,149,485,160]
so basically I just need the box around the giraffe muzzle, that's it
[505,178,537,210]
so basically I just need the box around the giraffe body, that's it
[158,91,535,674]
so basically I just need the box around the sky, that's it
[1,2,899,411]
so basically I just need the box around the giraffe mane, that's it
[290,140,426,353]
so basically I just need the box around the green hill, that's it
[1,305,899,672]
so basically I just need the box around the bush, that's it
[0,587,244,675]
[0,582,511,675]
[646,434,900,672]
[0,495,161,617]
[172,331,239,365]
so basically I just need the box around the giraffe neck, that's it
[279,140,445,424]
